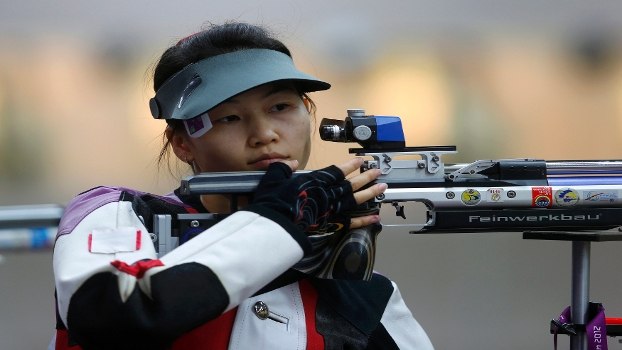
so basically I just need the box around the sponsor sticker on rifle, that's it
[487,188,504,203]
[532,187,552,208]
[461,189,481,205]
[584,190,618,203]
[555,188,580,207]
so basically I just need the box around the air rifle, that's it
[178,108,622,235]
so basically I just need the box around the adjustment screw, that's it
[507,190,516,198]
[376,193,385,201]
[446,191,455,199]
[418,162,425,169]
[190,220,200,228]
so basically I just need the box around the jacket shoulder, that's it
[57,186,189,238]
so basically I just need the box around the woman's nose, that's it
[247,115,279,147]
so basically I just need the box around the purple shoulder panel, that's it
[56,186,186,240]
[160,191,184,205]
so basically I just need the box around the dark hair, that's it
[153,22,317,172]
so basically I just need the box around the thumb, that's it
[259,160,298,184]
[277,159,299,172]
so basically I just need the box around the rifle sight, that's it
[319,109,406,150]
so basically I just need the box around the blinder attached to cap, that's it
[149,49,330,126]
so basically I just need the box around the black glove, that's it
[251,162,358,234]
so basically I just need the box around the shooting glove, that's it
[251,162,357,234]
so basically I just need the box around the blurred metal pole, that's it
[0,205,63,260]
[0,204,64,229]
[0,227,57,251]
[570,241,590,350]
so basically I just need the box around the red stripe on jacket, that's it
[299,279,325,350]
[54,330,83,350]
[171,307,238,350]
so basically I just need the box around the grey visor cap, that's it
[150,49,331,120]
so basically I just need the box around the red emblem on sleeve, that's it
[110,259,164,279]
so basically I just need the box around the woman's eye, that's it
[269,103,289,113]
[214,115,239,123]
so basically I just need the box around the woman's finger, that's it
[349,214,381,229]
[353,182,387,205]
[348,168,381,192]
[336,158,364,177]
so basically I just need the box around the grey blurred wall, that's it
[2,1,622,349]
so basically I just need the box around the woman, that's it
[51,22,434,350]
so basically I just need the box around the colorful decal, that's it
[184,112,213,138]
[461,189,481,206]
[584,191,618,203]
[487,188,504,203]
[532,187,552,208]
[555,188,580,207]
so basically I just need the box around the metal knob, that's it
[347,109,365,117]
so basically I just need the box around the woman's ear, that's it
[302,97,311,112]
[166,125,194,163]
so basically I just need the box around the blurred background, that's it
[2,0,622,349]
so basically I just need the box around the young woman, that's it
[51,22,434,350]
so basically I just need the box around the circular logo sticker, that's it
[534,195,551,207]
[461,189,481,205]
[555,188,580,207]
[487,188,503,203]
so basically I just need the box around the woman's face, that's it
[174,82,312,173]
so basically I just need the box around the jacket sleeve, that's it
[377,281,435,350]
[53,188,310,350]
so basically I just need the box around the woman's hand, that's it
[253,158,386,233]
[337,158,387,229]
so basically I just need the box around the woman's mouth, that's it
[248,153,288,169]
